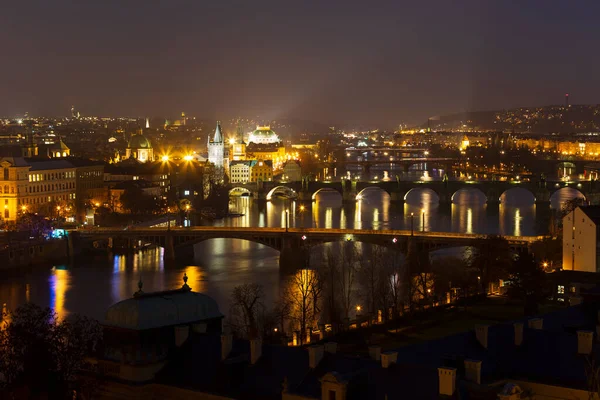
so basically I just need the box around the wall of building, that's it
[563,208,598,272]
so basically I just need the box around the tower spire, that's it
[213,121,223,143]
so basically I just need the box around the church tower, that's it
[231,122,246,161]
[208,121,225,169]
[21,124,38,158]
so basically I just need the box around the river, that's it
[0,187,582,321]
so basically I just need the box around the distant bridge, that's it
[76,226,544,271]
[228,178,599,205]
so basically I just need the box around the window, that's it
[3,168,8,180]
[557,285,565,294]
[184,190,190,196]
[329,390,336,400]
[4,209,8,219]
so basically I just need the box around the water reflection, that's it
[49,267,70,319]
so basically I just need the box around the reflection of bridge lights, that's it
[392,237,397,243]
[345,235,352,241]
[301,235,307,241]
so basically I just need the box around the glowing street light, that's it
[183,154,193,161]
[161,155,170,162]
[356,305,361,312]
[228,138,236,145]
[421,209,425,232]
[410,212,414,236]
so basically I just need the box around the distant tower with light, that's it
[231,122,247,161]
[565,93,570,108]
[181,112,186,126]
[208,121,225,169]
[71,105,76,118]
[145,117,150,129]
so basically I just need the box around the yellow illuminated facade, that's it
[0,157,77,223]
[250,160,273,182]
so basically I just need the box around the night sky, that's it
[2,1,599,127]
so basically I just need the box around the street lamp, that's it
[285,209,289,232]
[421,209,425,232]
[410,212,414,236]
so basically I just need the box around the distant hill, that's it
[421,105,600,133]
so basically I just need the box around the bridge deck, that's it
[77,226,543,243]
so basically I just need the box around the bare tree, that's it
[285,269,321,345]
[229,283,265,339]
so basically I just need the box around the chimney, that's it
[174,325,189,347]
[221,334,232,360]
[381,351,397,368]
[475,325,489,349]
[438,367,457,396]
[514,322,524,346]
[250,338,262,364]
[528,318,543,330]
[324,342,337,354]
[308,345,324,368]
[464,359,482,384]
[369,346,381,361]
[578,331,594,355]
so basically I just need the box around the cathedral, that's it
[207,121,225,169]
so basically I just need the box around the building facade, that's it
[250,160,273,182]
[208,121,225,169]
[563,206,600,272]
[230,160,254,184]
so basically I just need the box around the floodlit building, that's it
[250,160,273,182]
[563,206,600,272]
[245,126,286,168]
[229,160,254,184]
[124,129,154,163]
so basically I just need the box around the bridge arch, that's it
[312,188,342,201]
[266,186,298,201]
[499,187,536,205]
[403,187,440,203]
[356,186,391,201]
[229,186,252,196]
[451,188,487,203]
[550,186,587,206]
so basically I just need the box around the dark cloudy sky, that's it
[1,1,599,127]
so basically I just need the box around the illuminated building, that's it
[245,126,286,168]
[230,160,254,183]
[40,137,70,158]
[460,134,470,151]
[124,129,154,163]
[230,124,247,161]
[208,121,225,169]
[250,160,273,182]
[562,206,600,272]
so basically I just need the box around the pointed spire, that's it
[145,117,150,129]
[213,121,223,143]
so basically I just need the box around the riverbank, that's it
[0,237,71,270]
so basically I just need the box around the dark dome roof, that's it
[128,134,152,149]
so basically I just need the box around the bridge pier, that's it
[342,179,357,204]
[279,235,309,274]
[390,190,406,205]
[164,234,175,261]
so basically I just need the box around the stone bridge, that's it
[229,178,600,206]
[75,227,543,272]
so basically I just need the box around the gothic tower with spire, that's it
[208,121,225,169]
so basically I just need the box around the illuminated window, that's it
[557,285,565,294]
[184,190,190,196]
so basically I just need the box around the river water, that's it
[0,187,582,321]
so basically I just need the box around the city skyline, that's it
[2,1,600,127]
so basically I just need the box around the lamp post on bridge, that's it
[410,212,414,236]
[285,209,289,232]
[421,209,425,232]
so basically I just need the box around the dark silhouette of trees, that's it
[505,251,548,315]
[0,303,102,398]
[228,283,265,339]
[16,213,52,238]
[120,187,161,214]
[467,235,512,295]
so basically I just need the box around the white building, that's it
[562,206,600,272]
[208,121,225,169]
[125,130,154,163]
[229,160,254,184]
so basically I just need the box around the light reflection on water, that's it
[0,186,587,320]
